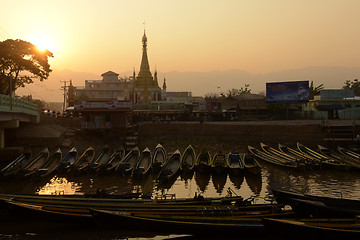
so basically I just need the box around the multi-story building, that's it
[75,71,133,101]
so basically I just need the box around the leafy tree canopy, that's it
[343,79,360,96]
[0,39,54,95]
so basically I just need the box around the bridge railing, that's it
[0,94,38,116]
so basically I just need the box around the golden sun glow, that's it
[32,35,53,52]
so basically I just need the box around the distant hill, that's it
[16,66,360,102]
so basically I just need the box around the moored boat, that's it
[240,153,261,175]
[100,146,125,173]
[0,152,31,178]
[180,145,196,174]
[248,146,298,169]
[132,147,152,178]
[261,143,306,169]
[195,151,211,173]
[297,142,345,169]
[211,152,228,175]
[278,143,320,169]
[319,145,360,169]
[57,147,78,173]
[37,148,62,178]
[263,218,360,239]
[158,149,181,182]
[71,146,96,173]
[16,148,49,178]
[115,147,140,175]
[151,143,167,173]
[226,152,244,176]
[87,146,112,172]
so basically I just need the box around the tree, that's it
[0,39,54,95]
[343,79,360,96]
[309,81,324,100]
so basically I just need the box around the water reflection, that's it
[211,172,227,194]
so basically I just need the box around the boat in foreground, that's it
[263,218,360,239]
[91,209,265,236]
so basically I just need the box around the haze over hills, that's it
[16,66,360,102]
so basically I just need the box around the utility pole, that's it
[60,80,71,113]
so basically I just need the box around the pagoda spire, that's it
[138,30,151,77]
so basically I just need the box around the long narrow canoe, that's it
[158,149,181,182]
[278,143,320,168]
[180,145,196,173]
[263,218,360,239]
[248,146,298,169]
[211,152,228,174]
[100,147,126,173]
[0,152,31,178]
[261,143,306,168]
[17,148,50,178]
[240,153,261,175]
[37,148,62,178]
[91,209,266,236]
[115,147,140,175]
[152,143,167,173]
[226,152,244,176]
[195,151,212,173]
[57,147,78,172]
[71,146,96,173]
[88,146,112,171]
[318,145,360,169]
[338,146,360,160]
[297,142,345,169]
[132,147,152,178]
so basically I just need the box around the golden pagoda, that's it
[132,31,161,103]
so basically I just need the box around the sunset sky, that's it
[1,0,360,101]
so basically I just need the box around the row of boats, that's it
[248,142,360,170]
[0,144,261,181]
[0,189,359,238]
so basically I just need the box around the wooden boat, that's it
[211,152,228,174]
[180,145,196,173]
[0,193,250,212]
[2,197,291,226]
[99,147,126,173]
[240,153,261,175]
[247,146,298,169]
[338,146,360,160]
[57,147,78,172]
[297,142,345,169]
[115,147,140,175]
[278,143,320,168]
[261,143,306,168]
[319,145,360,169]
[16,148,49,178]
[132,147,152,178]
[36,148,62,178]
[263,218,360,239]
[0,152,31,178]
[195,151,211,173]
[87,146,111,171]
[226,152,244,176]
[158,149,181,182]
[151,143,167,173]
[71,146,96,173]
[271,188,360,217]
[91,209,266,235]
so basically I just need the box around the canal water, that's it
[1,161,360,239]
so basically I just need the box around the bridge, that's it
[0,94,39,149]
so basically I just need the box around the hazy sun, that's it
[32,36,53,52]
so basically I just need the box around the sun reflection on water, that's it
[37,176,82,195]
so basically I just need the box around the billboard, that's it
[266,80,309,104]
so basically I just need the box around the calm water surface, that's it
[1,161,360,239]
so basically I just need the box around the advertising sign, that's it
[266,81,309,104]
[74,100,132,110]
